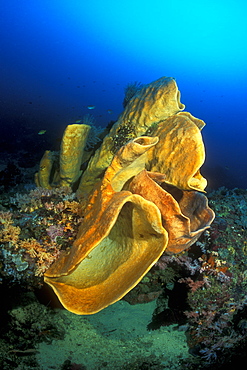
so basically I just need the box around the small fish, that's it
[75,120,82,123]
[107,109,113,114]
[87,105,95,110]
[38,130,46,135]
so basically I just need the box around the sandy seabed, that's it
[36,299,190,369]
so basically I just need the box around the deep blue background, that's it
[0,0,247,189]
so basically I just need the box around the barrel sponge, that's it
[44,138,168,314]
[77,76,185,198]
[146,112,207,192]
[34,150,53,189]
[59,124,91,187]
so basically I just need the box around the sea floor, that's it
[36,300,190,369]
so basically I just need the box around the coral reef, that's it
[183,187,247,363]
[0,187,82,286]
[1,77,246,368]
[1,77,215,315]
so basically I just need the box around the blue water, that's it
[1,0,247,188]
